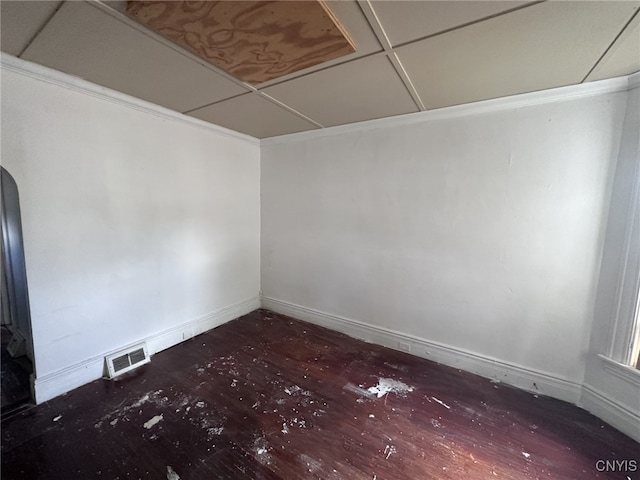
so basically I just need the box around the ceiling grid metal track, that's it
[357,0,426,112]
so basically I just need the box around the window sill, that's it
[598,354,640,388]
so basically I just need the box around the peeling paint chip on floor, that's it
[367,378,415,398]
[166,466,180,480]
[431,397,451,409]
[284,385,301,395]
[144,414,163,429]
[383,444,397,459]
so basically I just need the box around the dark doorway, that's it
[1,167,34,417]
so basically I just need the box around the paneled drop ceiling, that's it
[1,1,639,139]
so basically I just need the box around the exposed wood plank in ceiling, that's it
[125,0,356,84]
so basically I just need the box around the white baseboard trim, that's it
[144,296,260,354]
[33,296,260,404]
[580,384,640,443]
[260,296,582,404]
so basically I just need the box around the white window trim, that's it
[607,78,640,368]
[608,197,640,365]
[598,354,640,387]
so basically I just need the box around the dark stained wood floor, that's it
[1,310,638,479]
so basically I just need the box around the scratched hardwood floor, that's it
[1,309,638,479]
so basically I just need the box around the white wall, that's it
[262,90,627,394]
[1,62,261,401]
[2,54,637,444]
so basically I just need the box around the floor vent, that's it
[105,343,150,378]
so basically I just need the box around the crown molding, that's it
[0,53,260,145]
[3,52,635,148]
[261,74,634,147]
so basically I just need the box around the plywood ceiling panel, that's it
[0,1,62,56]
[21,1,249,113]
[125,0,356,84]
[396,1,640,110]
[188,94,318,139]
[263,55,418,127]
[254,0,383,88]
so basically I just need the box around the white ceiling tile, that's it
[263,54,418,127]
[586,12,640,82]
[254,0,382,88]
[370,0,532,46]
[0,0,62,56]
[397,1,640,110]
[188,94,318,139]
[21,1,249,113]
